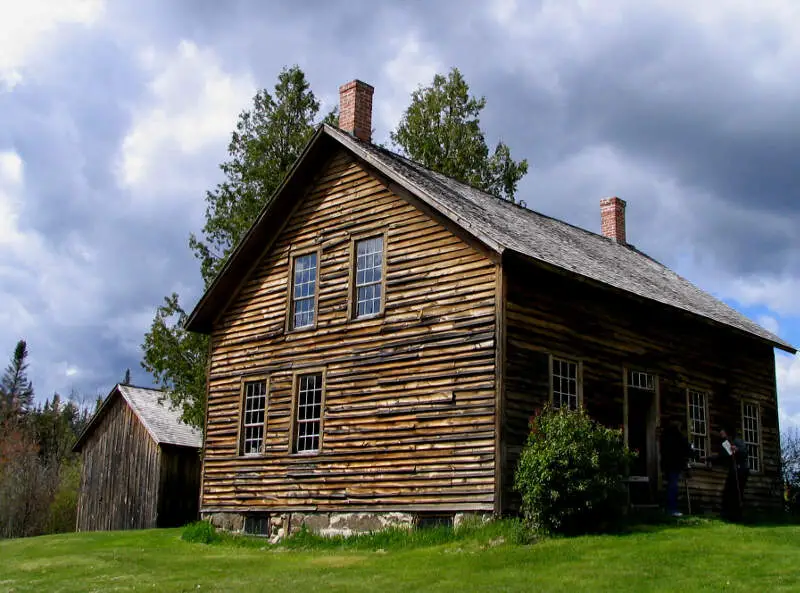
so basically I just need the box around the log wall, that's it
[76,396,161,531]
[502,255,783,514]
[202,151,498,514]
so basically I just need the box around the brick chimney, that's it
[600,197,627,244]
[338,80,374,142]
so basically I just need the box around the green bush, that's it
[514,405,635,535]
[181,521,221,544]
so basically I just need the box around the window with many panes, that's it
[291,252,317,329]
[687,389,709,460]
[628,370,655,391]
[354,236,383,318]
[551,357,580,411]
[741,402,761,472]
[241,379,267,456]
[294,372,324,454]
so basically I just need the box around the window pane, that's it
[552,358,579,411]
[355,237,383,318]
[242,380,267,455]
[295,373,323,453]
[742,403,761,472]
[292,253,317,328]
[687,390,708,459]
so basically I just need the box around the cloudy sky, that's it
[1,0,799,426]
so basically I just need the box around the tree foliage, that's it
[514,406,635,534]
[142,66,331,428]
[0,340,34,421]
[391,68,529,202]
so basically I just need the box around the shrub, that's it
[514,405,635,535]
[181,521,221,544]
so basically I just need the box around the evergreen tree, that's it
[122,368,131,386]
[0,340,34,421]
[391,68,529,202]
[142,66,331,427]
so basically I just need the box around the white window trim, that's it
[685,388,710,467]
[548,354,583,411]
[741,400,763,474]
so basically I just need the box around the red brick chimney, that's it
[338,80,374,142]
[600,197,627,244]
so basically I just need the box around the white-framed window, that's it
[354,236,383,318]
[551,357,580,411]
[241,379,267,456]
[628,370,655,391]
[741,401,762,473]
[293,372,324,454]
[291,252,317,329]
[686,389,709,460]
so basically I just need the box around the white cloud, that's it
[758,315,780,336]
[378,34,442,143]
[723,276,800,317]
[117,40,255,196]
[0,0,104,90]
[777,352,800,429]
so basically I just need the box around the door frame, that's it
[623,367,661,501]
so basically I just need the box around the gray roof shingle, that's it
[324,125,795,353]
[73,384,202,451]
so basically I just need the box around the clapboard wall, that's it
[76,396,161,531]
[502,254,783,513]
[202,150,499,514]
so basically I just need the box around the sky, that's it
[1,0,799,428]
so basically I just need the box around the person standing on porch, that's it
[660,419,693,517]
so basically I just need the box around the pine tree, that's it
[391,68,528,202]
[0,340,34,421]
[142,66,331,427]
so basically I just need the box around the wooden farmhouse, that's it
[73,384,203,531]
[186,79,796,537]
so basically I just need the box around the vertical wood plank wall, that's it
[503,257,782,513]
[203,151,498,514]
[76,396,161,531]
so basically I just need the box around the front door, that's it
[626,370,659,505]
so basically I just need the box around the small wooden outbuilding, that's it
[73,384,203,531]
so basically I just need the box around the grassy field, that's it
[1,520,799,592]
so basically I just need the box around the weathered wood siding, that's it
[503,255,782,514]
[76,396,161,531]
[158,445,202,527]
[203,151,498,513]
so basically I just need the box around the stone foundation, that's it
[204,510,492,543]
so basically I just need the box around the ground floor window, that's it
[293,372,325,453]
[687,389,709,460]
[741,401,761,472]
[241,379,267,456]
[551,357,580,411]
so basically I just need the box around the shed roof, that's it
[186,124,795,354]
[73,384,203,452]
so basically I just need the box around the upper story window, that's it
[293,372,325,454]
[741,401,762,472]
[241,379,267,456]
[687,389,709,460]
[291,252,317,329]
[354,236,383,318]
[551,356,580,411]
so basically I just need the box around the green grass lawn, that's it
[1,520,799,593]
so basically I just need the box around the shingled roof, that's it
[73,384,202,452]
[186,124,795,354]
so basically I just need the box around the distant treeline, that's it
[0,340,99,538]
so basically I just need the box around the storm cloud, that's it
[1,0,798,422]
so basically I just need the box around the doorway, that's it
[625,370,659,505]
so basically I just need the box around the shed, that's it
[73,384,203,531]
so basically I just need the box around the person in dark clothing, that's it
[705,426,750,522]
[660,420,694,516]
